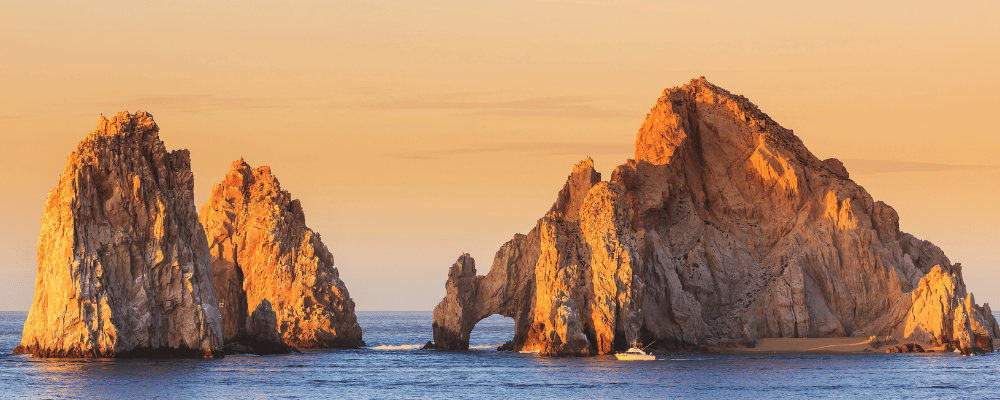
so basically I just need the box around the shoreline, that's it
[705,337,1000,355]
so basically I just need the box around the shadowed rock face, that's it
[245,299,297,355]
[200,160,363,349]
[431,78,998,355]
[14,111,224,358]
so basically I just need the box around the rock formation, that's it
[867,265,999,355]
[886,343,925,353]
[224,299,296,355]
[431,77,999,355]
[200,159,363,349]
[432,159,635,356]
[14,111,224,358]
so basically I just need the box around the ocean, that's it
[2,311,999,399]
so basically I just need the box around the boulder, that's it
[885,343,926,354]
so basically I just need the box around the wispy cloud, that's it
[101,93,628,119]
[538,0,691,12]
[390,142,633,160]
[353,94,627,118]
[842,160,999,174]
[100,95,269,114]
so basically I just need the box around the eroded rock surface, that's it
[223,298,296,355]
[15,111,223,358]
[200,159,362,349]
[865,266,996,355]
[431,78,997,355]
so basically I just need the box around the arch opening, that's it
[468,314,516,351]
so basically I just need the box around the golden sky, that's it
[1,0,998,311]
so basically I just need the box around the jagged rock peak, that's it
[549,157,601,222]
[200,159,363,349]
[634,77,813,169]
[431,254,480,351]
[432,78,998,356]
[15,111,224,358]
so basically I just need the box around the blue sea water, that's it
[2,310,1000,399]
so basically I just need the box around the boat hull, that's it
[614,353,655,361]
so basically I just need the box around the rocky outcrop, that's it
[432,159,637,355]
[14,111,224,358]
[224,299,297,355]
[200,159,363,349]
[431,78,998,355]
[865,266,996,355]
[432,254,480,351]
[886,343,925,353]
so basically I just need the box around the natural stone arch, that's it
[431,248,537,351]
[431,78,1000,357]
[431,159,642,356]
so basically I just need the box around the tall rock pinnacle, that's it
[15,111,224,358]
[200,159,363,349]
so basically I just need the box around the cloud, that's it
[842,160,999,174]
[103,93,629,118]
[100,95,268,114]
[355,94,628,118]
[538,0,690,12]
[390,142,633,160]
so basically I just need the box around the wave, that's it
[369,344,503,351]
[371,344,423,350]
[469,344,502,350]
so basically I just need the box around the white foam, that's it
[371,344,423,350]
[469,344,502,350]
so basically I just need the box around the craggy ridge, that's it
[431,77,999,356]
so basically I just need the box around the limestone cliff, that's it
[431,78,998,355]
[14,111,224,358]
[200,160,363,349]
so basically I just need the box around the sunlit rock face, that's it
[431,78,998,355]
[14,111,224,358]
[433,159,632,356]
[200,160,363,349]
[865,265,999,355]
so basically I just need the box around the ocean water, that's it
[2,311,1000,399]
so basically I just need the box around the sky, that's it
[1,0,998,311]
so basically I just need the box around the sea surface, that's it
[2,311,1000,399]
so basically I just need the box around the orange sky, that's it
[1,1,998,311]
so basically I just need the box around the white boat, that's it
[614,342,655,361]
[616,317,655,360]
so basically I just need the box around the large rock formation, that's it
[432,159,636,356]
[431,78,999,355]
[200,159,363,349]
[14,111,224,358]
